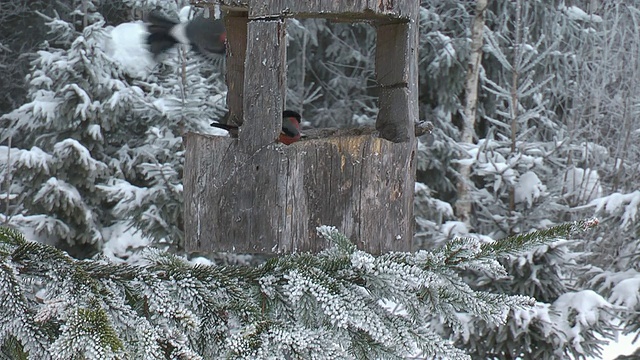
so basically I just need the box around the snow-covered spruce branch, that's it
[0,221,597,359]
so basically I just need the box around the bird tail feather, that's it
[146,11,180,58]
[210,123,237,131]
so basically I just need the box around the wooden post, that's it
[375,5,419,142]
[224,12,248,127]
[239,19,287,154]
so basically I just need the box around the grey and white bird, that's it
[145,9,226,59]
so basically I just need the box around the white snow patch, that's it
[4,146,53,172]
[87,124,103,141]
[378,299,408,317]
[441,221,469,237]
[414,182,429,193]
[560,5,603,23]
[553,290,612,354]
[590,191,640,228]
[515,171,546,207]
[610,277,640,308]
[179,6,194,22]
[597,331,640,359]
[107,21,154,78]
[512,302,554,335]
[3,213,70,246]
[434,199,454,218]
[53,139,106,173]
[190,256,214,266]
[102,222,151,264]
[34,177,83,210]
[564,167,602,204]
[554,290,610,327]
[29,91,59,123]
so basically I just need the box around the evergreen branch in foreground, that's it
[0,221,598,359]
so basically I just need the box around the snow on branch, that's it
[0,220,599,359]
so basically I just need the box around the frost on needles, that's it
[0,220,598,359]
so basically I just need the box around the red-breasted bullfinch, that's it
[210,110,302,145]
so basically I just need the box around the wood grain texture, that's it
[376,87,412,143]
[186,0,420,255]
[197,0,415,20]
[225,13,248,127]
[240,20,287,154]
[300,121,433,140]
[247,0,415,20]
[376,22,410,87]
[375,2,419,143]
[184,132,416,254]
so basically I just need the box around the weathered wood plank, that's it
[375,3,419,143]
[377,87,413,142]
[406,6,420,127]
[240,19,287,154]
[247,0,416,20]
[193,0,249,12]
[376,22,410,87]
[184,132,415,254]
[225,12,248,126]
[196,0,415,20]
[299,121,433,140]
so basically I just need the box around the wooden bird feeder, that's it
[184,0,419,254]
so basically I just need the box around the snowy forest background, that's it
[1,0,640,359]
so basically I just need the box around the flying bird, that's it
[211,110,302,145]
[145,9,226,59]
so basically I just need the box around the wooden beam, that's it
[376,22,411,87]
[247,0,416,20]
[195,0,415,21]
[240,19,287,154]
[376,87,413,142]
[224,12,248,127]
[375,3,419,143]
[199,0,416,20]
[184,132,415,254]
[297,122,434,140]
[192,0,249,12]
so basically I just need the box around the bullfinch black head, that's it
[280,111,302,144]
[210,110,303,145]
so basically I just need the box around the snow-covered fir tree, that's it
[0,3,132,257]
[0,220,599,359]
[100,27,227,252]
[0,1,227,257]
[98,1,227,253]
[563,3,640,344]
[413,1,622,358]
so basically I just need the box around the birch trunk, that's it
[455,0,488,225]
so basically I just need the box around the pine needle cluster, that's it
[0,220,598,359]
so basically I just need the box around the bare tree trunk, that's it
[456,0,488,225]
[3,135,11,225]
[179,45,187,136]
[82,0,88,28]
[299,29,307,114]
[508,0,522,217]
